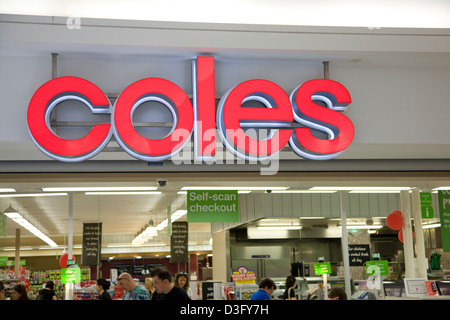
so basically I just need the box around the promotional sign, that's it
[366,260,389,276]
[438,191,450,252]
[27,56,354,163]
[170,221,189,263]
[421,192,434,219]
[0,256,8,267]
[187,190,238,222]
[314,262,331,275]
[61,267,81,284]
[81,223,102,266]
[231,266,257,285]
[348,244,371,266]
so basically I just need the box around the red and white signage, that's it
[27,56,354,162]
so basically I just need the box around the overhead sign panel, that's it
[187,190,239,222]
[438,191,450,252]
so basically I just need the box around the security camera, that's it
[157,178,167,187]
[266,190,272,193]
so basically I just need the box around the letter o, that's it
[112,78,194,161]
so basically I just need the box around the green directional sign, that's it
[366,260,389,276]
[61,267,81,284]
[314,262,331,275]
[438,191,450,252]
[187,190,239,222]
[421,192,434,219]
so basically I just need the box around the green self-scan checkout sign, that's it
[314,262,331,275]
[61,268,81,284]
[187,190,239,223]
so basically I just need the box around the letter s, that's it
[289,79,354,160]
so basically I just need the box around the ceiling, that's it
[0,171,447,258]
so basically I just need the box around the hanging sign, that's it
[170,221,189,263]
[348,244,371,266]
[61,267,81,284]
[438,191,450,252]
[421,192,434,219]
[366,260,389,276]
[314,262,331,275]
[187,190,238,222]
[27,56,354,163]
[81,223,102,266]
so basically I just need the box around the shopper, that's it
[174,272,192,299]
[250,278,276,300]
[117,272,149,300]
[283,275,297,300]
[0,281,7,300]
[327,287,347,300]
[36,280,57,300]
[11,284,30,300]
[96,278,112,300]
[150,267,189,301]
[144,277,155,298]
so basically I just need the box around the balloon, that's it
[386,210,404,230]
[398,229,414,243]
[59,253,75,268]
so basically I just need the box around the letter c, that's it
[27,77,112,162]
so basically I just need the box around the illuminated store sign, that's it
[27,56,354,162]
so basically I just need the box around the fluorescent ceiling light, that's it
[299,217,326,219]
[181,186,288,191]
[0,188,16,193]
[43,187,158,192]
[85,191,162,195]
[310,187,411,191]
[0,193,67,197]
[275,190,336,194]
[422,223,441,229]
[349,190,401,193]
[177,190,250,194]
[257,226,302,230]
[345,225,383,229]
[432,187,450,191]
[4,206,58,247]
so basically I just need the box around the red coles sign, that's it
[27,56,354,162]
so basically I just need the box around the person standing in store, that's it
[11,284,30,300]
[283,275,297,300]
[117,272,150,300]
[144,277,155,299]
[0,281,8,300]
[96,278,112,300]
[174,272,192,299]
[327,287,347,300]
[36,280,57,300]
[250,278,276,300]
[150,267,190,301]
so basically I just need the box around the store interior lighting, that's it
[422,223,441,229]
[344,225,383,229]
[85,191,162,195]
[42,186,158,192]
[310,187,411,192]
[132,210,187,246]
[257,226,302,230]
[3,205,58,248]
[0,193,67,197]
[181,186,288,191]
[271,190,336,193]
